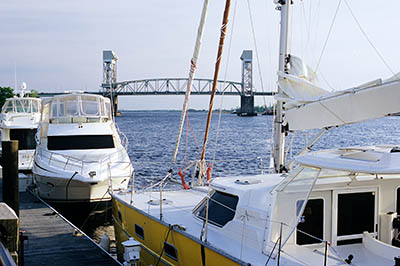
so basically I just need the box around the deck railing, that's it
[36,147,131,181]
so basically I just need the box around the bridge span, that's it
[102,78,272,96]
[38,77,273,97]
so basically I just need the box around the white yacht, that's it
[33,93,133,203]
[0,86,41,173]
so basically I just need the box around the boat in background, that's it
[33,93,133,203]
[0,82,41,192]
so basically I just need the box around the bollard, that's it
[20,230,28,266]
[2,140,19,217]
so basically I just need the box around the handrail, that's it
[117,127,129,151]
[36,147,131,179]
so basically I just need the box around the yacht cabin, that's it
[196,145,400,265]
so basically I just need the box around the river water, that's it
[60,110,400,256]
[117,110,400,187]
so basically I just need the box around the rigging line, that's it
[262,1,274,93]
[155,225,173,266]
[308,0,322,65]
[319,71,335,91]
[79,188,111,230]
[186,113,202,154]
[246,0,266,107]
[269,104,276,173]
[300,1,307,59]
[343,0,395,76]
[259,1,276,166]
[318,100,346,125]
[315,0,342,72]
[212,0,238,165]
[310,0,320,57]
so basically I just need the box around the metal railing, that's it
[36,147,132,181]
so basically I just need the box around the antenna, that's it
[14,63,17,91]
[20,82,27,97]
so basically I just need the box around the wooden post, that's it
[2,140,19,217]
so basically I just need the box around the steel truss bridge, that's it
[39,78,273,97]
[102,78,273,96]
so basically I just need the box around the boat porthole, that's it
[135,224,144,240]
[164,242,178,261]
[118,210,122,222]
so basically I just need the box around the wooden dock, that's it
[4,189,121,266]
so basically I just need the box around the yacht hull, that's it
[34,173,128,203]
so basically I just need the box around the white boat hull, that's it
[34,172,129,202]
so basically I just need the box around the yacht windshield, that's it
[2,98,40,114]
[50,95,111,120]
[47,135,115,150]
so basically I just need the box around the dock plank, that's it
[5,190,120,266]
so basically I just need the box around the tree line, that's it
[0,87,39,108]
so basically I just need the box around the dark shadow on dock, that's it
[1,187,119,266]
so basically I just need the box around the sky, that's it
[1,0,399,110]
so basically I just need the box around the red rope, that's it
[206,163,212,182]
[178,168,190,190]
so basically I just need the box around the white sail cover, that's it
[277,56,400,131]
[277,56,328,107]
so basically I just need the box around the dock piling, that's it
[2,141,19,217]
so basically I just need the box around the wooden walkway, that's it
[6,190,120,266]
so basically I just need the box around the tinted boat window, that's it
[47,135,114,150]
[337,192,374,237]
[196,191,239,227]
[10,129,37,150]
[397,187,400,215]
[296,198,324,245]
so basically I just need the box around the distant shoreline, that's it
[119,109,231,113]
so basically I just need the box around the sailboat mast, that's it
[199,0,231,179]
[273,0,292,173]
[169,0,210,172]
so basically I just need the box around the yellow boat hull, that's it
[112,197,243,266]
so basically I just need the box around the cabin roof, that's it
[210,173,284,195]
[295,145,400,174]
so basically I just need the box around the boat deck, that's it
[2,189,120,266]
[116,188,271,265]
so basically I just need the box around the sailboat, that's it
[112,0,400,265]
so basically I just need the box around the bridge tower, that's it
[238,50,256,116]
[102,50,119,116]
